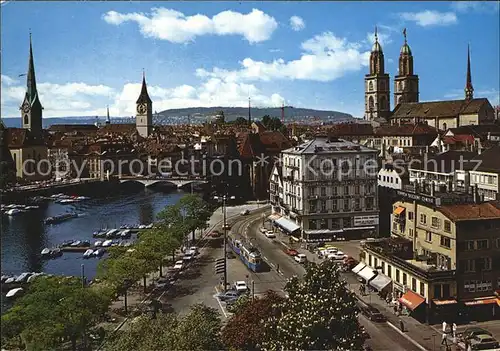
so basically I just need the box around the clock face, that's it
[137,104,147,114]
[22,103,30,113]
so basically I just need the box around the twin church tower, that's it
[364,28,419,121]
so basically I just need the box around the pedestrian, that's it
[452,322,457,338]
[442,321,447,334]
[399,319,404,332]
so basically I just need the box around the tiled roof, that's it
[446,124,500,138]
[48,124,98,133]
[409,150,478,173]
[391,98,490,119]
[323,122,374,136]
[472,146,500,173]
[283,136,377,155]
[375,123,438,136]
[439,201,500,221]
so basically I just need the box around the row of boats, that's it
[50,193,91,204]
[1,204,40,216]
[41,239,134,259]
[93,229,133,239]
[2,272,51,298]
[44,212,81,224]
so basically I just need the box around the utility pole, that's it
[222,195,228,291]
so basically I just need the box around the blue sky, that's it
[1,1,499,118]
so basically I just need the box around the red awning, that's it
[399,290,425,311]
[433,299,457,306]
[464,297,498,306]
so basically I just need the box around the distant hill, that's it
[1,106,354,128]
[157,106,354,121]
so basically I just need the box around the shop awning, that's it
[357,266,377,282]
[268,214,282,221]
[369,274,392,291]
[351,262,366,274]
[393,207,405,215]
[275,217,300,233]
[433,299,458,306]
[464,297,498,306]
[399,290,425,311]
[304,229,343,235]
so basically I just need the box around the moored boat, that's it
[102,240,112,247]
[83,249,94,258]
[94,240,103,247]
[6,287,24,298]
[93,249,104,257]
[41,248,51,257]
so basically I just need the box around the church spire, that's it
[136,70,152,104]
[27,31,38,104]
[106,105,110,124]
[465,44,474,100]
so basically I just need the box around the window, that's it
[409,228,414,237]
[374,258,378,268]
[332,199,338,211]
[403,273,407,285]
[440,236,451,249]
[420,214,427,225]
[464,259,475,273]
[482,257,492,271]
[354,198,361,211]
[476,281,492,292]
[381,262,385,272]
[343,200,349,211]
[408,212,414,221]
[24,114,29,125]
[411,278,417,292]
[387,265,392,278]
[344,186,349,195]
[477,239,489,250]
[420,282,425,297]
[444,220,451,233]
[368,96,374,109]
[366,197,374,210]
[431,217,440,229]
[321,187,326,196]
[321,200,327,212]
[369,254,372,267]
[355,185,360,195]
[369,81,374,91]
[425,231,432,242]
[396,269,400,283]
[332,187,338,195]
[434,285,442,299]
[465,240,474,251]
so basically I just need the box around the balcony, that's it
[363,239,456,282]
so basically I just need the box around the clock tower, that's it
[21,33,43,139]
[136,72,153,138]
[394,29,419,106]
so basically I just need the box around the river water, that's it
[1,186,186,280]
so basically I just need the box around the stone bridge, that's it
[119,176,208,189]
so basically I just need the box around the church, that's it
[364,28,496,130]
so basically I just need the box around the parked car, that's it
[217,290,239,301]
[284,248,298,256]
[294,253,307,263]
[188,247,199,255]
[183,252,195,262]
[173,260,184,270]
[233,281,248,294]
[259,227,267,233]
[264,230,276,238]
[240,209,250,216]
[328,251,348,261]
[360,306,386,322]
[462,327,493,341]
[469,334,499,350]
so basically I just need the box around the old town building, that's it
[270,136,379,241]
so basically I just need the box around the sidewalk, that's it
[291,244,465,351]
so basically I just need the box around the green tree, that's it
[222,290,285,351]
[107,313,178,351]
[262,260,364,351]
[0,160,16,189]
[1,276,112,351]
[233,116,249,126]
[174,304,223,351]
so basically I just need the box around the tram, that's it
[228,238,263,272]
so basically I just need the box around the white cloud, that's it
[196,32,370,83]
[366,30,392,47]
[451,1,499,13]
[289,16,305,31]
[1,74,284,117]
[400,10,458,27]
[103,8,278,43]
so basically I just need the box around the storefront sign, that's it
[396,190,441,206]
[354,215,379,226]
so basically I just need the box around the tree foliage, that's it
[222,291,285,351]
[261,115,285,132]
[232,116,249,126]
[262,260,364,351]
[108,304,222,351]
[1,276,112,351]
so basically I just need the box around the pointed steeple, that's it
[136,70,152,104]
[465,44,474,100]
[248,97,252,124]
[26,31,38,104]
[106,105,110,124]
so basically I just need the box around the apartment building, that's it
[357,191,500,323]
[270,137,379,241]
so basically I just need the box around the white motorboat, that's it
[94,241,103,247]
[106,229,119,238]
[25,205,40,210]
[41,248,51,257]
[6,287,24,298]
[70,240,82,247]
[6,209,24,216]
[93,249,104,257]
[15,272,32,283]
[83,249,94,258]
[4,277,16,284]
[58,199,79,204]
[76,196,90,200]
[27,273,44,283]
[102,240,113,247]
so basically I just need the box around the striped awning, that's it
[351,262,366,274]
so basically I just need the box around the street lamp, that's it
[213,194,235,292]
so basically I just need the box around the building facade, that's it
[393,30,419,106]
[270,137,379,241]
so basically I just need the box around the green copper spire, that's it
[26,31,38,104]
